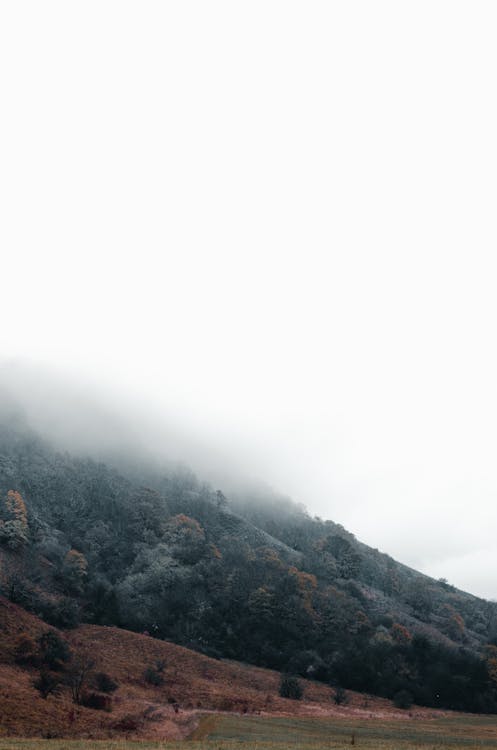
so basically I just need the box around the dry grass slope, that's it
[0,596,488,744]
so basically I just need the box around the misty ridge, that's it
[2,363,497,714]
[0,362,280,495]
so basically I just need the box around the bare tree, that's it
[65,651,95,704]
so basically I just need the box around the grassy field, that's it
[3,713,497,750]
[192,713,497,747]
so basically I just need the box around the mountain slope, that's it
[1,595,423,739]
[1,412,497,714]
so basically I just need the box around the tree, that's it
[247,587,275,623]
[287,567,318,617]
[61,549,88,594]
[65,652,96,704]
[382,561,402,596]
[484,645,497,686]
[391,623,412,645]
[215,490,227,509]
[163,514,207,564]
[405,577,433,619]
[441,605,465,641]
[0,490,28,548]
[321,535,361,579]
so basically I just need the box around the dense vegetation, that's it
[1,413,497,713]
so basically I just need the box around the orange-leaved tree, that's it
[62,549,88,594]
[0,490,28,549]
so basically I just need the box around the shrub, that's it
[279,674,303,700]
[33,671,61,699]
[94,672,119,693]
[288,649,326,680]
[14,634,39,666]
[81,692,112,711]
[333,686,348,705]
[38,630,71,669]
[113,715,140,732]
[144,666,164,686]
[393,689,413,709]
[65,653,96,704]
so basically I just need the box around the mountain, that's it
[1,411,497,715]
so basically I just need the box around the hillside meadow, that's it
[1,596,440,741]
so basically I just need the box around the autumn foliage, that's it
[0,489,28,548]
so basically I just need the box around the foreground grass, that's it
[193,714,497,747]
[4,713,497,750]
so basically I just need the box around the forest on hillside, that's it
[1,415,497,714]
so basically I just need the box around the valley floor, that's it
[2,713,497,750]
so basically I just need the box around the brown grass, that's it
[0,595,476,742]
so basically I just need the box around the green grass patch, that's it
[192,713,497,748]
[4,714,497,750]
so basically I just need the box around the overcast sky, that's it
[1,2,497,598]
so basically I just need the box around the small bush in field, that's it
[81,692,112,711]
[38,630,71,670]
[114,715,140,732]
[94,672,118,693]
[33,671,61,699]
[333,685,348,705]
[144,666,164,686]
[279,674,303,700]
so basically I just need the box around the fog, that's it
[1,2,497,598]
[2,357,497,600]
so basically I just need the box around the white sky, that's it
[1,2,497,598]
